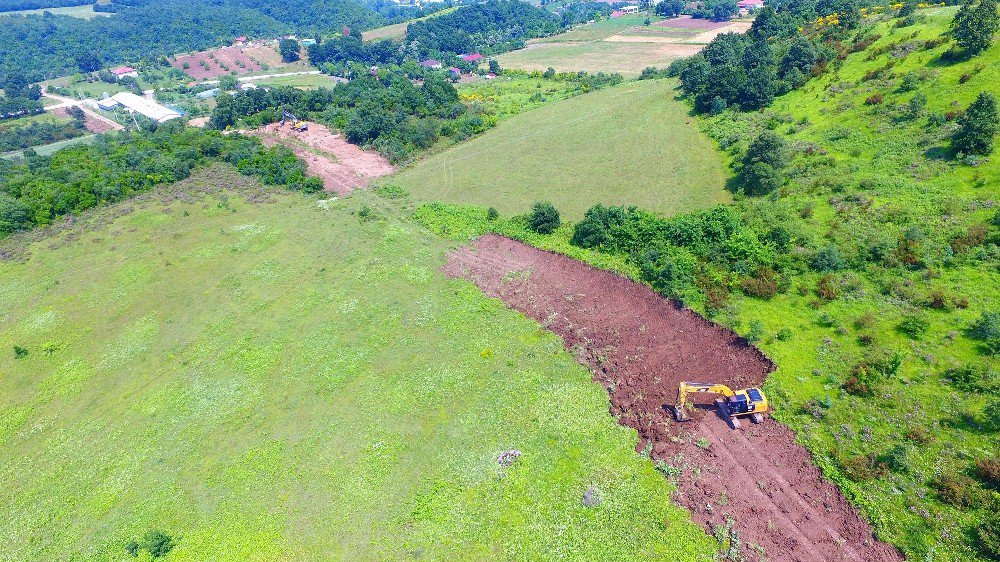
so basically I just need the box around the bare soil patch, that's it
[170,46,264,80]
[249,122,394,195]
[445,235,904,562]
[52,107,120,133]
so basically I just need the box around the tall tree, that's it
[951,0,999,56]
[279,38,301,63]
[953,92,999,156]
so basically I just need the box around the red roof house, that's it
[610,10,625,17]
[461,53,484,62]
[111,66,137,75]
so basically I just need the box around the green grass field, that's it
[0,164,717,561]
[389,78,729,220]
[252,73,346,90]
[1,3,110,19]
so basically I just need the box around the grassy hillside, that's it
[0,164,717,560]
[410,8,1000,560]
[390,78,729,220]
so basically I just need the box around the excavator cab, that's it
[673,382,768,429]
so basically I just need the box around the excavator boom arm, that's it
[674,382,736,421]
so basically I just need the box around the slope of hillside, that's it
[411,8,1000,560]
[390,78,729,220]
[0,165,717,560]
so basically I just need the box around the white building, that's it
[110,92,182,123]
[619,5,640,14]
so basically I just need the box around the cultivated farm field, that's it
[497,15,749,77]
[390,78,729,219]
[0,165,717,560]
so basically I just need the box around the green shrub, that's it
[127,530,174,558]
[931,472,984,509]
[811,244,846,272]
[746,320,767,343]
[882,444,914,473]
[13,345,28,359]
[740,267,780,299]
[978,513,1000,560]
[975,457,1000,488]
[776,327,793,341]
[899,313,930,338]
[841,454,888,481]
[486,207,499,221]
[637,245,699,303]
[528,201,560,234]
[816,274,840,300]
[944,364,997,391]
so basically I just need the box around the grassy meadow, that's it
[496,15,703,77]
[0,165,717,561]
[390,78,729,220]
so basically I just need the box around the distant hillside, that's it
[0,0,384,81]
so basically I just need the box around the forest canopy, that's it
[0,0,384,81]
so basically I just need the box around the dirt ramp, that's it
[444,235,902,562]
[249,122,394,195]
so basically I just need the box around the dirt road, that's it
[249,122,394,194]
[445,235,904,562]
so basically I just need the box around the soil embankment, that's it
[445,234,903,562]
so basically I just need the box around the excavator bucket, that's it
[672,405,691,422]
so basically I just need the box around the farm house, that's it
[110,92,182,123]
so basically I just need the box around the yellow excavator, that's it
[672,381,769,429]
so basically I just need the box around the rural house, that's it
[420,59,443,70]
[461,53,484,63]
[737,0,764,12]
[110,66,138,80]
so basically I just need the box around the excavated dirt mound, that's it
[249,122,395,195]
[444,235,904,562]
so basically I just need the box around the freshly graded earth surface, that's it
[445,234,905,562]
[250,122,395,194]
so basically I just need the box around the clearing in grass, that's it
[389,78,729,219]
[0,164,717,560]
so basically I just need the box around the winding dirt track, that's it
[445,235,903,562]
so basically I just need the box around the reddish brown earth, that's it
[52,107,121,133]
[248,122,395,195]
[170,46,264,80]
[444,235,904,562]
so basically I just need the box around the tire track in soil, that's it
[444,235,903,562]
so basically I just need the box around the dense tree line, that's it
[404,0,561,57]
[0,112,86,152]
[209,71,473,161]
[0,73,44,120]
[307,35,403,67]
[670,2,836,113]
[557,2,614,25]
[0,0,85,11]
[0,123,321,236]
[0,0,383,81]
